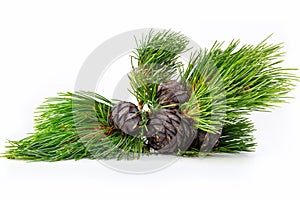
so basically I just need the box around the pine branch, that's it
[133,29,189,68]
[129,29,189,109]
[186,37,298,111]
[3,91,148,161]
[183,116,256,156]
[212,116,256,153]
[182,37,299,134]
[3,31,299,160]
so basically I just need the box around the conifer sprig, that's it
[183,116,256,155]
[213,116,256,153]
[4,91,147,161]
[3,30,299,161]
[187,38,298,111]
[182,37,299,134]
[129,30,189,109]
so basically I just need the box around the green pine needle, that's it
[3,91,148,161]
[182,116,256,156]
[129,29,189,109]
[182,37,299,134]
[213,116,256,153]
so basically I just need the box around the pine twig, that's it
[182,37,299,134]
[129,29,189,109]
[3,91,148,161]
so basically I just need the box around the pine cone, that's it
[157,80,191,108]
[188,129,221,152]
[109,101,141,135]
[146,109,197,154]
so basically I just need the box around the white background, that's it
[1,0,300,199]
